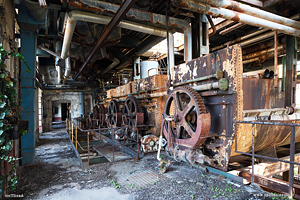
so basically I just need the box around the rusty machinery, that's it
[99,44,300,175]
[100,74,169,155]
[160,44,300,175]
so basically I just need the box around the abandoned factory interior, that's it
[2,0,300,199]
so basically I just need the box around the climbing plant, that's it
[0,43,30,195]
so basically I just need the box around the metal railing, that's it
[235,121,300,197]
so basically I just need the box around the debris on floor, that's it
[12,128,276,200]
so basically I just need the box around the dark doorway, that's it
[61,103,68,121]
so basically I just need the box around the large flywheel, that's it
[107,100,122,126]
[122,96,144,140]
[163,86,211,149]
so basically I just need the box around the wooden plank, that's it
[240,171,300,196]
[239,152,300,177]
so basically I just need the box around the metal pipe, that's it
[206,15,216,36]
[289,125,295,198]
[191,78,228,91]
[242,45,284,60]
[172,0,300,37]
[211,28,269,51]
[61,2,192,60]
[61,11,168,60]
[101,57,120,75]
[219,22,245,35]
[274,31,278,87]
[73,0,136,80]
[194,0,300,30]
[173,70,223,86]
[63,54,71,83]
[38,46,61,59]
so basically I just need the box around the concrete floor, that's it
[12,126,271,200]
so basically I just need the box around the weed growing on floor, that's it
[110,180,121,189]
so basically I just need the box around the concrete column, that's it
[20,30,37,165]
[79,92,85,117]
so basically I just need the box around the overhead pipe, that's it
[242,44,284,60]
[172,0,300,37]
[66,1,192,61]
[101,57,120,75]
[219,22,245,35]
[211,30,272,52]
[194,0,300,30]
[61,11,170,60]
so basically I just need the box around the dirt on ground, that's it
[9,128,288,200]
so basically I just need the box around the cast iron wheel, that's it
[107,100,120,126]
[122,96,142,140]
[163,86,211,148]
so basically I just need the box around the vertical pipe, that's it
[72,123,74,143]
[88,131,90,165]
[282,56,286,92]
[75,126,78,150]
[274,31,278,87]
[285,36,295,106]
[79,92,85,117]
[289,125,295,198]
[192,13,200,59]
[55,40,62,84]
[168,32,175,80]
[251,124,255,184]
[69,120,71,138]
[137,129,140,160]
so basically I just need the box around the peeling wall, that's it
[43,92,93,131]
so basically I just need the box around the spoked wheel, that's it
[98,104,107,127]
[163,86,211,149]
[107,100,121,126]
[122,96,143,140]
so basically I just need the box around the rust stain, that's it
[231,14,241,22]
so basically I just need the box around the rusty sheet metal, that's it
[243,78,284,110]
[231,120,300,157]
[132,75,168,93]
[171,45,243,171]
[68,0,189,32]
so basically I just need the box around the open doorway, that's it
[61,103,68,121]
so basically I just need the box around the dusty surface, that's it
[10,127,281,200]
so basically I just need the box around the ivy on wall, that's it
[0,43,29,194]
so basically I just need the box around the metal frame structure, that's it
[235,120,300,197]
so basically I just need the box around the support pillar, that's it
[20,30,37,165]
[191,13,209,59]
[285,36,297,107]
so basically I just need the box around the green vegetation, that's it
[0,43,29,195]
